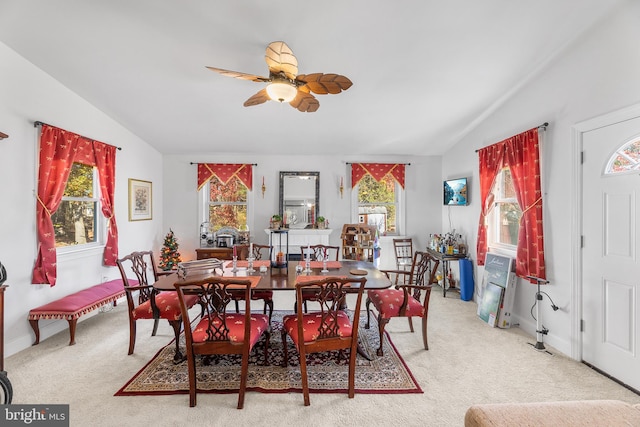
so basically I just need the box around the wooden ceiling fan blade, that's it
[243,89,270,107]
[206,66,270,82]
[265,41,298,80]
[290,91,319,113]
[296,73,353,95]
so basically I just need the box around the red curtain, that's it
[476,128,545,281]
[351,163,405,188]
[197,163,253,191]
[32,125,118,286]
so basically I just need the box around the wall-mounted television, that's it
[444,177,468,206]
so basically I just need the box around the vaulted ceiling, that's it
[0,0,624,156]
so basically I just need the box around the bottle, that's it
[458,234,467,255]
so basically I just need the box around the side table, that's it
[426,248,467,297]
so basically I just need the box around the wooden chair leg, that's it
[169,319,183,363]
[238,348,249,409]
[421,315,429,350]
[187,351,197,407]
[235,299,240,313]
[407,317,414,333]
[151,318,160,336]
[376,316,389,357]
[365,298,373,329]
[348,346,357,398]
[264,299,274,324]
[300,351,310,406]
[263,330,270,366]
[128,318,137,355]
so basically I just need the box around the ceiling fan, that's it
[206,41,352,113]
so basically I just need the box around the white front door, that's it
[582,115,640,391]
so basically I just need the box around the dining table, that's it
[153,259,392,361]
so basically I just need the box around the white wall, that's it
[163,154,442,269]
[0,42,164,356]
[441,0,640,356]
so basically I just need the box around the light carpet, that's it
[115,311,422,396]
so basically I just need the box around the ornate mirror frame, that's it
[279,171,320,226]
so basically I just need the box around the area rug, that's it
[115,311,422,396]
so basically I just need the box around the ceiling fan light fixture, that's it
[266,82,297,103]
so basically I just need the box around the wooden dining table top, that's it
[153,259,392,291]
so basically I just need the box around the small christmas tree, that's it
[158,229,181,271]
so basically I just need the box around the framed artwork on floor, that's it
[128,178,152,221]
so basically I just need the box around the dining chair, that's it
[297,244,341,312]
[393,238,413,281]
[281,276,366,406]
[230,244,274,323]
[365,251,439,356]
[300,244,340,262]
[174,276,270,408]
[116,250,199,358]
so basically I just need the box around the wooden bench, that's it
[28,279,128,346]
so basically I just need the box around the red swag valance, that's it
[351,163,405,189]
[32,124,118,286]
[197,163,253,191]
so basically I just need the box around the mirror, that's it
[279,171,320,229]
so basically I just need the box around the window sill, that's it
[487,244,517,259]
[57,244,105,262]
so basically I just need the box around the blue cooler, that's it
[459,258,474,301]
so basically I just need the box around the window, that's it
[51,162,103,249]
[356,174,400,235]
[487,168,521,250]
[605,137,640,174]
[205,175,248,229]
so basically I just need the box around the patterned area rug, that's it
[115,311,422,396]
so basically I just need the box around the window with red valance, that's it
[350,163,406,235]
[197,163,253,231]
[32,124,118,286]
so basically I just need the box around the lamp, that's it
[266,82,297,103]
[339,176,344,198]
[261,176,266,198]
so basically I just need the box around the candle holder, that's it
[321,259,329,273]
[231,256,238,273]
[247,255,255,273]
[304,253,312,274]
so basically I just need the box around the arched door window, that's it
[605,137,640,174]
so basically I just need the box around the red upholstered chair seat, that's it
[367,289,425,319]
[132,291,198,321]
[192,313,269,348]
[282,310,353,345]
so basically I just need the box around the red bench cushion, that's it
[28,279,128,320]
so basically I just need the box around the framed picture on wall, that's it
[128,178,152,221]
